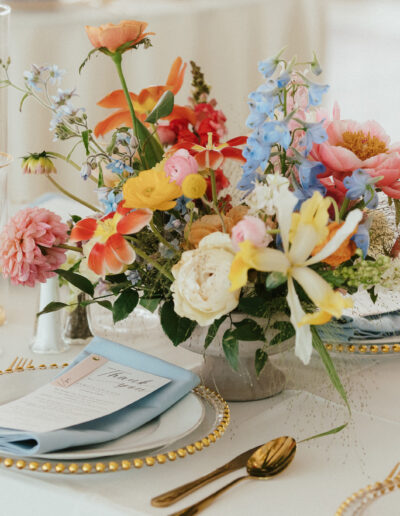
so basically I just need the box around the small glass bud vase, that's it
[31,276,69,354]
[62,293,93,346]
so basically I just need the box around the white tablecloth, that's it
[0,283,399,516]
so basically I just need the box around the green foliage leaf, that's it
[70,214,82,224]
[160,300,197,346]
[270,320,295,346]
[97,163,104,188]
[19,92,30,112]
[368,287,378,304]
[232,318,265,341]
[312,327,351,413]
[238,297,269,317]
[79,48,99,74]
[299,423,348,443]
[106,132,119,154]
[112,290,139,323]
[255,348,268,377]
[82,130,91,156]
[204,315,227,349]
[37,301,68,317]
[140,297,161,313]
[55,269,94,297]
[145,90,174,124]
[266,272,287,290]
[98,300,112,311]
[136,118,164,169]
[222,330,239,372]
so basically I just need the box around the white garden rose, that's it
[171,232,240,326]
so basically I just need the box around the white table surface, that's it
[0,281,399,516]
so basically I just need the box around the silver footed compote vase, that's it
[181,313,294,402]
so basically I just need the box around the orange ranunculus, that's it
[311,221,357,267]
[94,57,196,137]
[85,20,153,53]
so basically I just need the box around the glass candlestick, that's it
[0,152,12,335]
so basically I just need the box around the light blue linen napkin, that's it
[0,337,200,456]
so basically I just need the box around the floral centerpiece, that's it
[1,20,399,403]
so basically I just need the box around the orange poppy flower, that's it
[70,203,152,276]
[94,57,196,137]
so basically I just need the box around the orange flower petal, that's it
[70,218,97,242]
[97,90,137,109]
[94,109,132,137]
[196,149,224,170]
[117,209,152,234]
[107,233,135,264]
[104,243,124,274]
[88,242,106,276]
[164,105,196,126]
[166,57,186,95]
[227,136,247,146]
[220,147,246,162]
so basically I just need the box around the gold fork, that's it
[5,356,34,372]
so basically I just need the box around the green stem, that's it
[150,220,177,254]
[209,168,226,232]
[57,243,83,253]
[339,197,350,220]
[47,176,101,212]
[112,53,145,168]
[125,236,174,282]
[48,151,81,171]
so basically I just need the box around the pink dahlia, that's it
[0,207,68,287]
[311,119,400,198]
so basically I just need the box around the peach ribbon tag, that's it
[52,355,108,388]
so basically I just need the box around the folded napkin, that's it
[0,337,199,456]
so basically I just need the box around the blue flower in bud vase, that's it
[106,159,133,176]
[261,120,291,149]
[306,79,329,107]
[126,270,141,286]
[301,120,328,155]
[352,223,370,258]
[23,64,47,92]
[343,169,381,209]
[99,190,123,214]
[47,65,65,85]
[80,163,92,181]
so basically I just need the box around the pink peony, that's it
[311,118,400,198]
[164,149,199,186]
[231,216,271,252]
[0,207,68,287]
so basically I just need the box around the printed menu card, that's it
[0,354,170,433]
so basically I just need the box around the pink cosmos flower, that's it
[164,149,199,186]
[311,118,400,199]
[231,216,271,252]
[0,207,68,287]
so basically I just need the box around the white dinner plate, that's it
[37,392,205,460]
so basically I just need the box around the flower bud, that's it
[22,153,56,175]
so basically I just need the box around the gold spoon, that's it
[168,436,296,516]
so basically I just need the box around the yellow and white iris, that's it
[229,190,363,364]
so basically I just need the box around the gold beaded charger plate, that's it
[0,363,230,474]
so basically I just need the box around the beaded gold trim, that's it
[335,463,400,515]
[324,342,400,355]
[0,362,230,474]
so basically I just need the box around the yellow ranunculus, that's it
[123,162,182,211]
[181,174,207,199]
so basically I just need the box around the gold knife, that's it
[151,444,261,507]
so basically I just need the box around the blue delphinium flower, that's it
[306,80,329,107]
[352,223,370,257]
[47,65,65,85]
[80,163,92,181]
[258,57,278,78]
[237,169,259,192]
[175,195,190,214]
[106,159,134,176]
[277,70,291,88]
[260,120,291,149]
[343,169,380,208]
[248,80,279,119]
[294,159,326,207]
[301,120,328,155]
[100,190,123,214]
[310,52,322,76]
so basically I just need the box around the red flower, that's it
[70,203,152,276]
